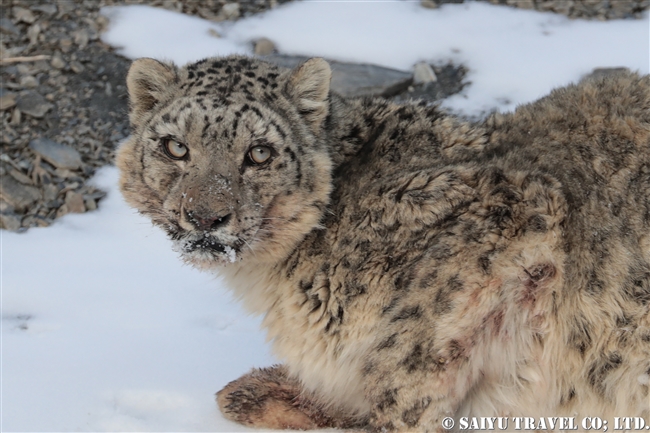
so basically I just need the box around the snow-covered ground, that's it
[100,1,649,116]
[2,1,648,432]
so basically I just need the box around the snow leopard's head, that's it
[116,56,333,268]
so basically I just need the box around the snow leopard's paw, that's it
[217,364,365,430]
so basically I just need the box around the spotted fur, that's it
[117,55,650,432]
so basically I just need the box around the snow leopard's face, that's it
[117,56,333,268]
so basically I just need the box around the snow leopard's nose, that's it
[184,208,232,232]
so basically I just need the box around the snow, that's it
[3,1,649,432]
[2,167,273,432]
[100,1,649,117]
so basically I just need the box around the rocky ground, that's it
[1,0,648,232]
[0,0,290,231]
[433,0,649,19]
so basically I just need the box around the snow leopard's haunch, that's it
[117,55,650,432]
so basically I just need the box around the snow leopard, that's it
[116,55,650,432]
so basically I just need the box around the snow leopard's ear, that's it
[285,58,332,134]
[126,58,177,127]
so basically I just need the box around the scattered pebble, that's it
[10,107,22,125]
[0,213,22,231]
[50,55,66,69]
[0,93,17,111]
[413,62,438,85]
[0,175,41,212]
[74,29,90,49]
[12,6,36,24]
[0,18,20,35]
[31,4,58,16]
[70,61,85,74]
[64,190,86,213]
[16,90,53,118]
[29,138,83,170]
[261,54,415,98]
[433,0,648,19]
[59,38,73,53]
[19,75,38,88]
[85,198,97,211]
[207,28,221,38]
[27,23,41,45]
[585,67,631,80]
[9,168,33,185]
[221,3,241,20]
[420,0,439,9]
[254,38,276,56]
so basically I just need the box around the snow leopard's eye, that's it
[161,139,188,160]
[248,145,272,164]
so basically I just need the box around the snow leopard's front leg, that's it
[362,337,482,433]
[216,364,366,430]
[360,278,508,432]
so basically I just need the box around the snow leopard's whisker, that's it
[240,238,255,256]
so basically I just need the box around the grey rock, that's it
[56,0,75,17]
[8,168,32,185]
[16,159,30,171]
[0,93,17,111]
[59,38,73,53]
[43,184,59,202]
[73,29,89,48]
[514,0,535,9]
[392,63,468,104]
[13,6,36,24]
[421,0,439,9]
[221,3,240,20]
[56,203,69,218]
[0,18,20,35]
[29,138,83,170]
[261,55,412,97]
[0,212,22,231]
[413,62,438,85]
[27,23,41,45]
[45,199,63,210]
[54,168,77,179]
[198,8,220,21]
[33,216,51,228]
[4,45,26,57]
[551,0,572,15]
[16,64,32,75]
[0,199,14,213]
[584,67,631,80]
[254,38,276,56]
[20,214,35,228]
[0,175,41,211]
[32,4,58,16]
[70,61,85,74]
[11,108,21,125]
[64,190,85,213]
[19,75,39,89]
[51,55,66,69]
[17,91,54,118]
[84,198,97,211]
[329,63,412,97]
[83,190,107,201]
